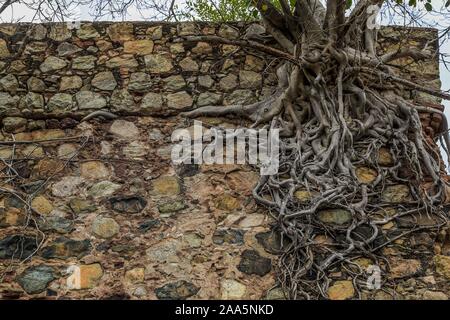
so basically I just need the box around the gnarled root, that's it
[182,45,450,299]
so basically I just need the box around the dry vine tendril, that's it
[180,0,450,299]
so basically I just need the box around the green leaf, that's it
[346,0,352,9]
[446,0,450,7]
[408,0,416,6]
[425,2,432,11]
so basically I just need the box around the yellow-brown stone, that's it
[434,255,450,279]
[355,167,377,184]
[0,39,10,58]
[381,184,412,203]
[0,207,26,226]
[124,40,154,55]
[80,161,109,180]
[35,158,64,177]
[152,176,181,196]
[294,189,315,202]
[328,280,355,300]
[215,194,240,211]
[78,264,103,289]
[221,279,246,299]
[31,196,53,215]
[378,147,394,166]
[125,267,145,284]
[107,22,134,42]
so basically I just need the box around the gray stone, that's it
[382,185,412,203]
[141,92,163,113]
[110,195,147,213]
[77,23,100,39]
[106,55,139,69]
[179,57,199,72]
[192,42,213,55]
[128,72,152,92]
[219,74,238,92]
[2,117,27,133]
[255,231,284,253]
[138,219,161,232]
[239,70,262,89]
[167,91,193,110]
[60,76,83,91]
[47,93,74,112]
[163,75,186,91]
[29,24,47,40]
[69,198,96,214]
[147,25,163,40]
[146,239,180,262]
[109,119,139,139]
[51,176,84,197]
[422,290,448,300]
[318,209,352,225]
[27,77,46,92]
[0,235,38,260]
[155,280,199,300]
[184,233,202,248]
[24,42,48,54]
[20,92,44,110]
[197,92,222,106]
[92,216,120,239]
[224,89,256,105]
[144,54,173,73]
[177,22,198,36]
[41,237,91,259]
[212,228,245,245]
[149,129,164,140]
[75,91,106,110]
[40,56,67,73]
[170,43,185,54]
[110,89,136,112]
[88,181,121,198]
[91,71,117,91]
[244,24,266,40]
[57,42,82,56]
[38,216,74,234]
[72,55,96,70]
[237,249,272,276]
[48,24,72,41]
[17,265,55,294]
[265,287,286,300]
[0,92,18,109]
[218,25,239,39]
[198,75,214,88]
[245,55,265,72]
[0,74,18,93]
[87,46,99,53]
[157,200,186,216]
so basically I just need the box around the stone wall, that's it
[0,22,449,300]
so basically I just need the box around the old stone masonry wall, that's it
[0,21,449,300]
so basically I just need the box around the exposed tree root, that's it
[182,30,450,298]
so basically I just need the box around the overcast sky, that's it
[1,0,450,167]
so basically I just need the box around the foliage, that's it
[183,0,259,22]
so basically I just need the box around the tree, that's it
[2,0,450,299]
[184,0,258,22]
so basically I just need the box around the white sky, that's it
[1,0,450,167]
